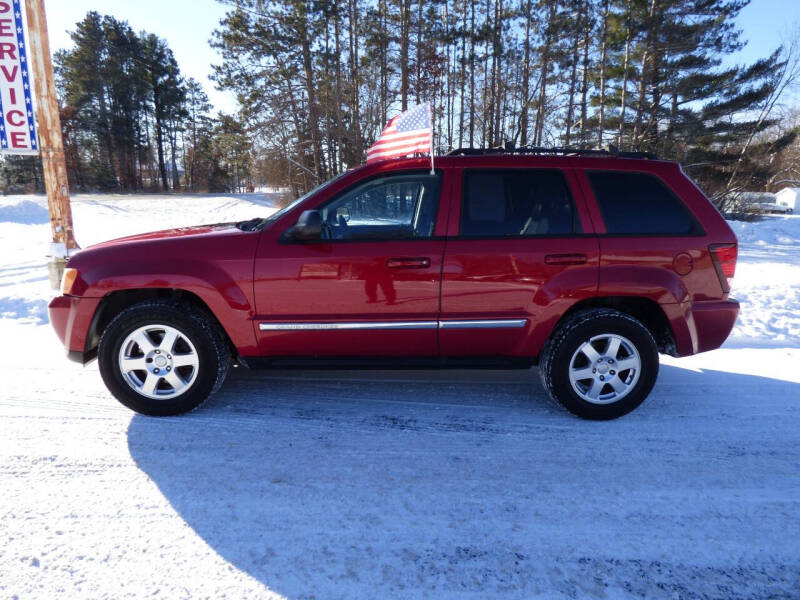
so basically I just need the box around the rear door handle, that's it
[544,253,587,265]
[387,257,431,269]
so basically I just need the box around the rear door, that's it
[253,168,450,357]
[439,165,599,357]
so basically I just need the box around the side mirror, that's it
[285,210,323,241]
[337,206,350,223]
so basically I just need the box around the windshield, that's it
[257,172,350,230]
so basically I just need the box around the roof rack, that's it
[446,143,658,160]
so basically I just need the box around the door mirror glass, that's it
[336,206,350,223]
[286,210,323,241]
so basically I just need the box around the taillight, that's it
[709,243,737,293]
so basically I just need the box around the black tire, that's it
[98,299,231,416]
[538,308,659,420]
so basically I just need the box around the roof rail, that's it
[446,143,658,160]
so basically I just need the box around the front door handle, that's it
[544,253,587,265]
[387,257,431,269]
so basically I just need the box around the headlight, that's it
[61,268,79,295]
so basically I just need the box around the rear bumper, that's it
[692,298,740,353]
[666,298,740,356]
[48,295,102,364]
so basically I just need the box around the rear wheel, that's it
[98,300,230,416]
[539,309,659,420]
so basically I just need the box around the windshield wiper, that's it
[236,217,264,232]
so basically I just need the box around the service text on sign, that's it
[0,0,38,154]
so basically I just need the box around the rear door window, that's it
[460,169,579,237]
[587,171,699,235]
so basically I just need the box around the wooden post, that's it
[24,0,78,288]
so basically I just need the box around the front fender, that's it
[80,259,251,311]
[67,229,260,355]
[85,261,257,355]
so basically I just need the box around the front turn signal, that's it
[61,268,79,295]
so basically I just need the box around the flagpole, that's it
[428,102,435,175]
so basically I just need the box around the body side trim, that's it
[438,319,527,329]
[259,321,438,331]
[258,319,528,331]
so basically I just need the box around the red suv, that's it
[49,150,739,420]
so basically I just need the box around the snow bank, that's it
[0,193,280,326]
[727,215,800,346]
[0,198,50,224]
[728,214,800,248]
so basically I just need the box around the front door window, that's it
[319,173,441,241]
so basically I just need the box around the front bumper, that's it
[48,295,102,364]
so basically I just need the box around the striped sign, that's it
[0,0,38,154]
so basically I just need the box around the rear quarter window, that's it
[587,171,700,235]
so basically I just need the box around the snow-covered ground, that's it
[1,194,798,599]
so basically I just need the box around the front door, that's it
[253,169,448,357]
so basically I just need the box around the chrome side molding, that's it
[438,319,527,329]
[258,319,526,331]
[258,321,438,331]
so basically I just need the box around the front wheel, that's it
[98,300,231,416]
[539,309,659,420]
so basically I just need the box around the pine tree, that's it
[184,78,213,191]
[55,12,232,192]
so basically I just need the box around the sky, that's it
[44,0,800,116]
[731,0,800,63]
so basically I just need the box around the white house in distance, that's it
[776,188,800,213]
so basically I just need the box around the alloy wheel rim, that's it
[117,324,199,400]
[568,333,641,405]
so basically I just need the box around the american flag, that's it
[366,102,432,164]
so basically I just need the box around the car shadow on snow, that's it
[127,364,800,599]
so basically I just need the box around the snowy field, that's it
[1,193,799,599]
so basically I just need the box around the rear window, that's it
[587,171,699,235]
[460,170,579,237]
